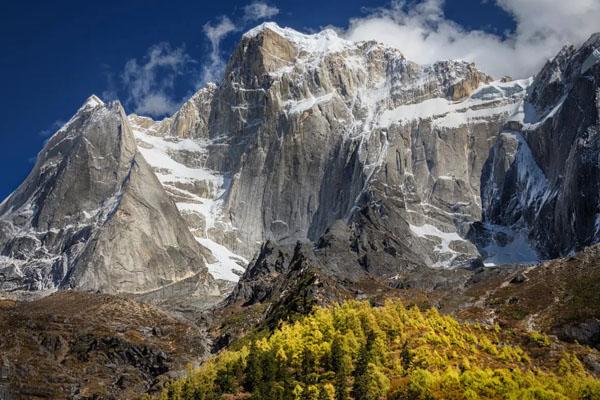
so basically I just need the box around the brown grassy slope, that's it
[460,244,600,350]
[0,291,209,400]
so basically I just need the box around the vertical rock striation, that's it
[482,33,600,259]
[3,22,599,298]
[0,97,217,295]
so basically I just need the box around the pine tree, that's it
[216,367,235,393]
[319,383,336,400]
[352,330,375,400]
[331,335,349,400]
[401,341,412,372]
[303,384,320,400]
[263,349,279,382]
[192,387,205,400]
[182,380,194,400]
[302,345,317,384]
[244,342,263,392]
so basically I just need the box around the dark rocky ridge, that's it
[483,33,600,258]
[214,230,600,356]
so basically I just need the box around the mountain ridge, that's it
[0,22,599,304]
[0,97,218,297]
[1,22,600,400]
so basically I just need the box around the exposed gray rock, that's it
[483,33,600,259]
[0,96,218,296]
[555,319,600,347]
[4,22,600,302]
[123,23,538,283]
[199,23,529,267]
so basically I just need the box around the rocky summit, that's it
[482,33,600,259]
[1,20,600,400]
[1,20,599,323]
[0,96,218,297]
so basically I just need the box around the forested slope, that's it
[153,300,600,400]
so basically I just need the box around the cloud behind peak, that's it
[122,42,193,117]
[344,0,600,78]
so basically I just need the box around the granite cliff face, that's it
[128,84,247,282]
[134,23,533,276]
[482,33,600,259]
[0,97,218,296]
[1,22,600,302]
[213,24,509,266]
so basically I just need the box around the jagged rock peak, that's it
[244,21,338,41]
[242,21,355,53]
[81,94,104,109]
[482,32,600,259]
[582,32,600,50]
[0,94,217,295]
[228,22,354,78]
[230,22,493,104]
[529,32,600,110]
[128,83,217,139]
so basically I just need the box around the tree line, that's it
[151,300,600,399]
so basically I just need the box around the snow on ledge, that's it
[581,48,600,74]
[243,22,353,56]
[378,79,529,129]
[409,223,464,267]
[81,95,105,111]
[285,93,334,114]
[480,224,539,267]
[196,238,247,282]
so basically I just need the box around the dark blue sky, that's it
[0,0,515,200]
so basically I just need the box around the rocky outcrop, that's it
[0,292,210,399]
[129,84,216,140]
[4,22,599,299]
[482,33,600,258]
[0,97,218,295]
[448,63,492,100]
[457,243,600,350]
[196,23,527,268]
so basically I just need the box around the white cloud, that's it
[122,42,192,117]
[202,17,237,84]
[200,2,279,85]
[112,1,280,116]
[243,1,279,22]
[344,0,600,78]
[38,120,66,137]
[100,64,119,101]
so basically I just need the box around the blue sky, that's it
[0,0,596,200]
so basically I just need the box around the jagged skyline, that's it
[0,0,522,200]
[1,4,600,398]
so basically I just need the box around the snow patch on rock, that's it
[196,238,247,282]
[244,22,353,57]
[480,224,539,266]
[409,223,463,268]
[581,48,600,74]
[379,79,529,129]
[130,116,245,282]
